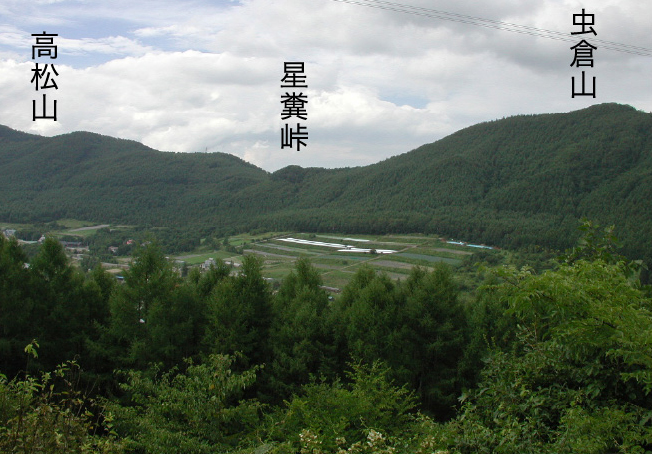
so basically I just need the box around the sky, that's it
[0,0,650,172]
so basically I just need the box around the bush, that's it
[0,342,123,454]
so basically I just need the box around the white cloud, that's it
[0,0,650,172]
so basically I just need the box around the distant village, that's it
[3,228,88,251]
[3,226,496,296]
[1,227,251,285]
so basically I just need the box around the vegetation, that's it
[0,342,123,453]
[2,221,652,452]
[2,103,652,273]
[3,102,652,451]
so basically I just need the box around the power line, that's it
[327,0,652,57]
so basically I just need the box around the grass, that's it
[248,244,318,257]
[393,253,463,266]
[10,222,483,292]
[227,231,289,246]
[243,232,480,289]
[319,269,357,290]
[57,219,96,229]
[0,221,36,230]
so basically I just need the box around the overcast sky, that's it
[1,0,650,171]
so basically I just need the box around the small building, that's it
[201,258,217,270]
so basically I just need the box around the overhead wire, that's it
[327,0,652,57]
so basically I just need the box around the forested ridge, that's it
[1,102,651,262]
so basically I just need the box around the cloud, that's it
[0,0,650,172]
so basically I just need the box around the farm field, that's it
[240,232,490,291]
[2,220,493,292]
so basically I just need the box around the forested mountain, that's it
[0,127,268,230]
[1,103,651,261]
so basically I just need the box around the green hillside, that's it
[263,103,652,257]
[1,103,651,262]
[0,128,268,230]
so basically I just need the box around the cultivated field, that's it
[238,233,488,291]
[2,220,493,292]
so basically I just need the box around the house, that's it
[201,258,217,270]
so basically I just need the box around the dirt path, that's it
[69,224,110,231]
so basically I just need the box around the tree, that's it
[147,282,206,367]
[0,235,34,376]
[267,258,336,400]
[204,255,272,368]
[26,237,104,371]
[192,260,231,298]
[333,265,398,367]
[268,361,417,453]
[446,259,652,453]
[332,264,467,419]
[105,242,182,368]
[395,265,466,419]
[0,342,123,453]
[107,355,261,454]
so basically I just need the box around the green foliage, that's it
[1,236,108,374]
[0,235,34,375]
[395,265,466,418]
[445,259,652,453]
[193,260,232,298]
[333,264,467,419]
[269,361,417,453]
[561,219,625,265]
[2,104,652,272]
[0,353,123,453]
[107,354,261,454]
[267,258,336,400]
[104,242,205,369]
[5,216,652,452]
[503,260,652,396]
[561,219,649,288]
[294,428,400,454]
[204,255,272,368]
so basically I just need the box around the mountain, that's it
[0,128,268,230]
[1,103,651,261]
[266,103,652,250]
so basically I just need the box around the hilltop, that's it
[1,103,651,263]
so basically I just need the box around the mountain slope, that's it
[0,130,268,228]
[1,103,651,261]
[263,103,652,254]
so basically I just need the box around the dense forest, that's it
[1,103,652,269]
[2,222,652,452]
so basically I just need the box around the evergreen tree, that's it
[105,242,181,368]
[396,265,466,419]
[0,235,33,376]
[204,255,272,368]
[268,258,336,399]
[27,237,103,371]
